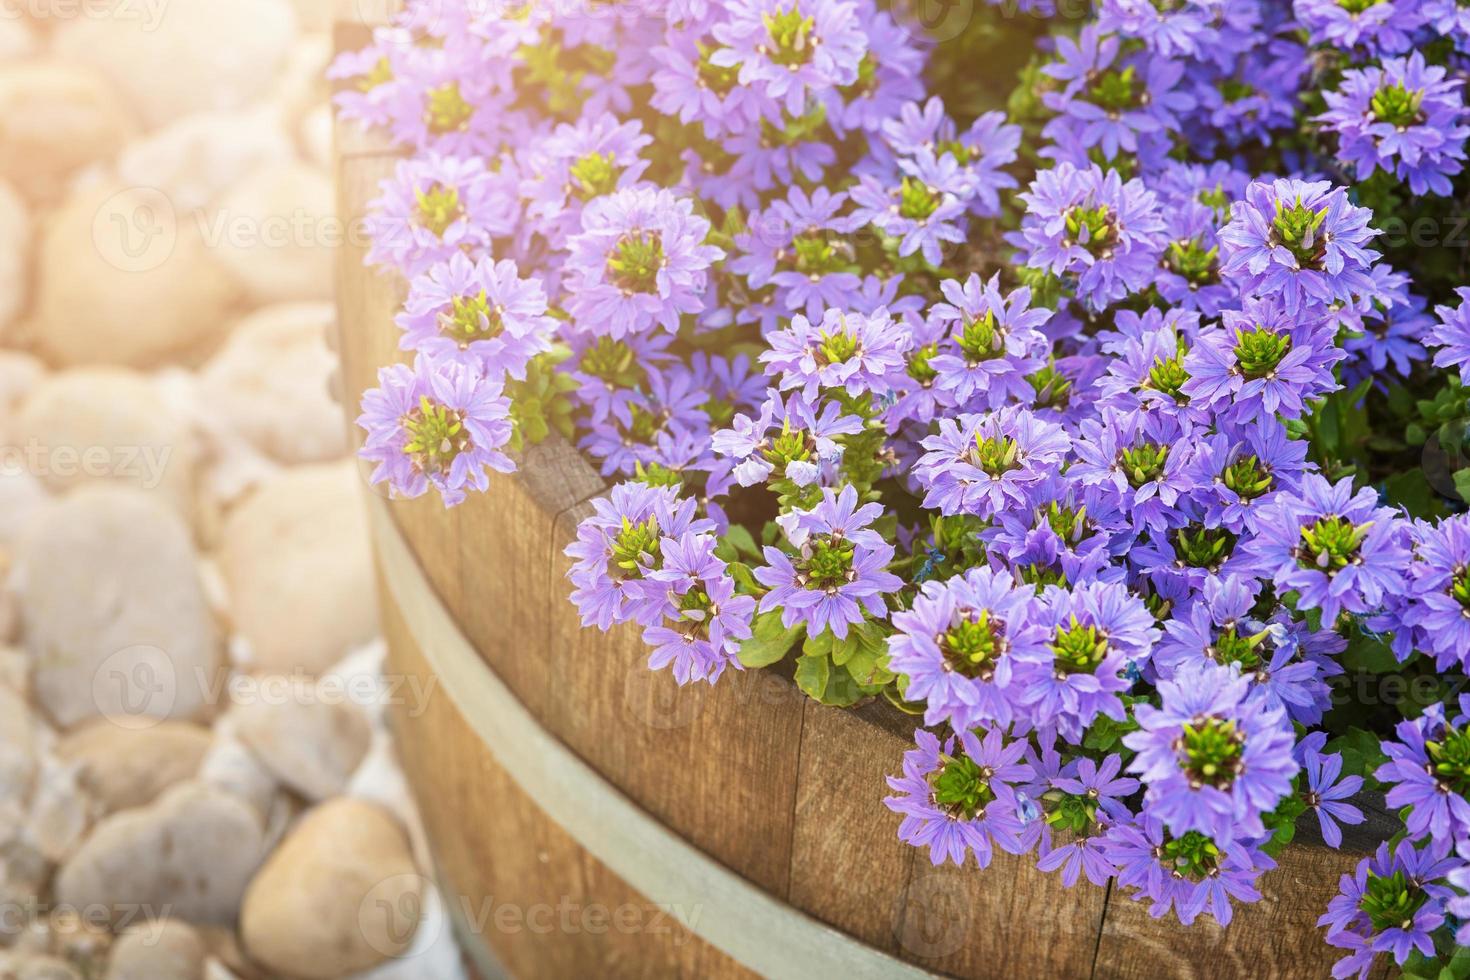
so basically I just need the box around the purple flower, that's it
[710,0,867,118]
[1319,838,1456,977]
[1399,514,1470,671]
[396,253,554,379]
[914,407,1071,520]
[887,566,1050,730]
[520,112,654,247]
[1218,178,1379,316]
[1015,163,1166,311]
[1021,580,1155,740]
[1069,409,1198,534]
[1429,286,1470,384]
[564,187,724,339]
[1318,53,1469,197]
[1180,296,1345,422]
[565,482,715,630]
[1297,735,1365,849]
[927,274,1053,410]
[760,308,910,399]
[850,154,970,266]
[1375,713,1470,843]
[357,356,514,508]
[365,154,517,277]
[1124,660,1298,842]
[711,392,864,488]
[1294,0,1426,55]
[1104,815,1274,926]
[753,514,901,639]
[643,531,757,685]
[1243,474,1411,626]
[884,728,1031,868]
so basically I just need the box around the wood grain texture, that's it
[381,572,754,979]
[334,18,1385,975]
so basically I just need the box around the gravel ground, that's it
[0,4,465,978]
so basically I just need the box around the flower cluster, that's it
[340,0,1470,973]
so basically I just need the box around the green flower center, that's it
[624,403,667,443]
[606,231,665,294]
[1164,238,1220,287]
[402,395,469,478]
[1176,716,1245,790]
[610,515,661,579]
[696,41,740,94]
[1270,198,1328,269]
[357,56,393,93]
[1028,362,1072,410]
[789,229,851,277]
[930,751,996,820]
[1160,831,1221,881]
[816,321,862,365]
[1173,525,1237,571]
[1371,82,1424,128]
[633,461,683,490]
[1088,65,1145,114]
[1146,345,1191,401]
[1218,79,1255,105]
[701,396,735,430]
[907,343,940,386]
[1198,184,1230,219]
[415,184,463,238]
[1044,503,1090,543]
[1360,869,1428,933]
[1065,203,1119,257]
[1296,516,1370,575]
[941,609,1006,679]
[763,4,816,68]
[1209,626,1266,671]
[899,176,941,221]
[425,81,474,134]
[1337,0,1386,13]
[957,310,1006,363]
[1233,326,1291,380]
[1222,454,1273,501]
[1120,443,1169,488]
[675,586,714,636]
[1052,616,1108,675]
[971,433,1021,477]
[569,151,619,200]
[763,420,814,470]
[799,534,856,592]
[845,51,879,98]
[1427,725,1470,796]
[580,337,646,389]
[439,290,503,347]
[1452,565,1470,611]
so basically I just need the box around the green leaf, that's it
[736,611,801,668]
[794,653,831,700]
[1327,727,1389,790]
[726,561,760,595]
[721,524,762,561]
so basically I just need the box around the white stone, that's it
[22,751,96,863]
[206,163,335,304]
[218,462,377,676]
[22,487,222,730]
[32,182,240,368]
[56,720,212,814]
[54,781,265,926]
[198,303,346,466]
[50,0,298,130]
[0,18,36,60]
[300,104,333,172]
[14,368,197,514]
[116,108,295,215]
[352,887,465,980]
[0,686,36,828]
[0,61,138,203]
[195,729,278,821]
[0,351,44,413]
[240,798,420,979]
[272,35,332,132]
[0,180,29,337]
[232,683,372,802]
[0,470,51,556]
[107,918,206,980]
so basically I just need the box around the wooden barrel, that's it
[330,15,1393,980]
